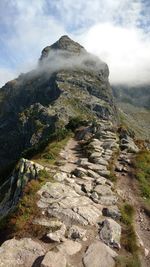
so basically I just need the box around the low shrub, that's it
[66,116,87,131]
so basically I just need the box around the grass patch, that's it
[120,203,135,225]
[38,131,73,165]
[115,255,141,267]
[118,203,140,266]
[120,203,138,253]
[134,150,150,201]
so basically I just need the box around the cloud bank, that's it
[0,0,150,86]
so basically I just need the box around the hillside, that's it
[0,36,149,267]
[112,85,150,140]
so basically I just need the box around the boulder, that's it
[102,206,121,220]
[83,241,117,267]
[120,136,139,153]
[47,224,66,242]
[100,218,121,249]
[41,251,66,267]
[58,240,82,256]
[0,238,45,267]
[68,225,87,240]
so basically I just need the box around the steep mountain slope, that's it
[0,35,117,178]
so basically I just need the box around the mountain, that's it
[112,85,150,108]
[0,35,117,178]
[112,85,150,140]
[0,36,148,267]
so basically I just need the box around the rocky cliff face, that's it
[0,35,117,176]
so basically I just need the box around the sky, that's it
[0,0,150,87]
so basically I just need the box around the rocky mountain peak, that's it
[40,35,86,63]
[0,35,118,186]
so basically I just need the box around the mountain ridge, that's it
[0,35,117,176]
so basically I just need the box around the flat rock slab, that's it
[41,251,66,267]
[38,182,79,200]
[83,241,117,267]
[73,205,101,225]
[0,238,46,267]
[58,240,82,256]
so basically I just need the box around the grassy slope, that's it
[117,102,150,141]
[0,130,73,240]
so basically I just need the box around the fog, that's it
[38,49,108,78]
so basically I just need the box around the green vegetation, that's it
[38,130,73,165]
[116,203,141,267]
[120,203,135,225]
[115,255,141,267]
[107,149,120,183]
[120,203,138,253]
[66,116,88,131]
[1,170,53,238]
[134,150,150,199]
[0,129,73,238]
[22,127,71,159]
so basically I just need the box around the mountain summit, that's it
[40,35,85,62]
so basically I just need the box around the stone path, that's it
[0,120,144,267]
[35,120,121,267]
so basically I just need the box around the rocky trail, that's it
[0,120,148,267]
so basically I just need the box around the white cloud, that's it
[78,23,150,85]
[0,0,150,86]
[0,68,17,87]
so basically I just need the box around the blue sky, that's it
[0,0,150,86]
